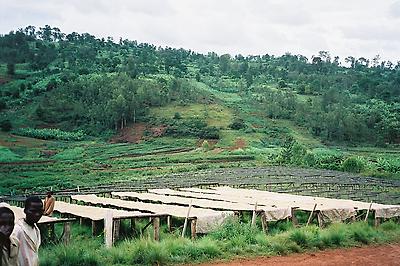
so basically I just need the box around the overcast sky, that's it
[1,0,400,63]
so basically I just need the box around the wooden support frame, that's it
[260,212,268,233]
[63,222,71,245]
[374,211,381,227]
[130,218,136,236]
[251,202,258,227]
[113,219,121,243]
[291,208,298,226]
[306,204,317,226]
[167,216,172,232]
[190,219,197,239]
[153,217,160,241]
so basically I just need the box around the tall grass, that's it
[40,220,400,266]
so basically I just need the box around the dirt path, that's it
[195,244,400,266]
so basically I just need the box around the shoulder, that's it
[9,235,19,247]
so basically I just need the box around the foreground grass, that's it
[40,219,400,266]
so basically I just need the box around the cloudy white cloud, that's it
[1,0,399,62]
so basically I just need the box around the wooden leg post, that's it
[167,216,172,232]
[306,204,317,226]
[317,212,324,228]
[130,218,136,236]
[182,200,193,238]
[364,202,373,222]
[63,222,71,245]
[113,219,121,243]
[191,219,197,239]
[251,202,258,227]
[153,217,160,241]
[374,212,381,227]
[260,213,268,233]
[291,208,298,227]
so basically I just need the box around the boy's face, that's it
[24,202,43,225]
[0,212,14,240]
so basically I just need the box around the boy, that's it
[43,192,55,217]
[0,206,18,266]
[12,196,43,266]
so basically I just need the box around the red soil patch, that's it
[194,244,400,266]
[110,123,146,144]
[110,123,168,144]
[151,125,167,137]
[229,138,247,151]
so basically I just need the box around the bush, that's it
[12,128,86,141]
[229,118,246,130]
[165,118,220,139]
[0,99,7,111]
[173,112,182,119]
[0,119,12,132]
[342,156,365,173]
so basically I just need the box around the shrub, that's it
[12,128,86,141]
[342,156,365,173]
[0,119,12,132]
[229,118,246,130]
[173,112,182,119]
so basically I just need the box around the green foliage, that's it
[0,119,12,131]
[36,214,400,266]
[165,118,220,139]
[229,118,246,130]
[0,146,21,162]
[53,147,85,160]
[341,156,365,173]
[13,128,85,141]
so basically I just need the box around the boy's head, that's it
[0,207,15,240]
[46,191,53,198]
[24,196,43,225]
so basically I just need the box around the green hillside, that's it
[1,26,400,195]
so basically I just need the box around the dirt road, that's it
[195,244,400,266]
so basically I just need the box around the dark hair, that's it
[0,207,14,218]
[25,196,43,209]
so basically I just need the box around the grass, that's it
[39,219,400,266]
[150,103,234,129]
[0,145,22,162]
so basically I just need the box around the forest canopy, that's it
[0,25,399,145]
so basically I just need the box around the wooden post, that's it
[306,204,317,226]
[317,212,324,228]
[364,202,373,222]
[251,202,258,227]
[79,218,84,225]
[374,211,381,227]
[260,212,268,233]
[182,200,193,237]
[92,220,98,236]
[104,211,113,248]
[153,217,160,241]
[291,208,298,226]
[167,216,172,232]
[191,219,197,239]
[63,222,71,245]
[113,219,121,243]
[130,218,136,236]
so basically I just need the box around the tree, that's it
[6,63,15,75]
